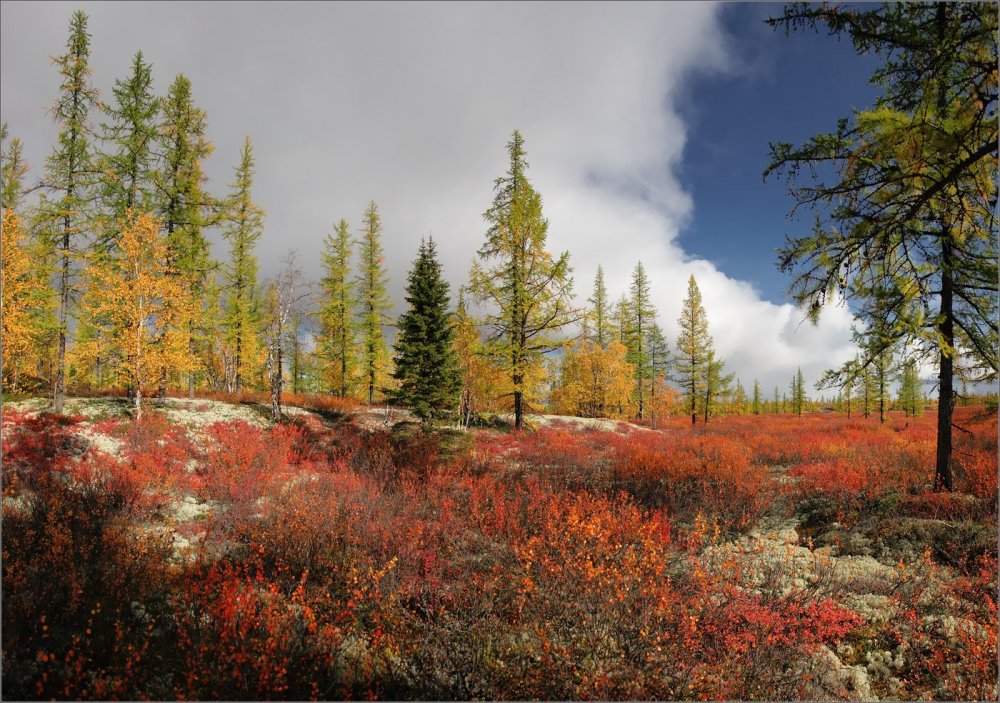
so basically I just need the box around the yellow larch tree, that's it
[79,210,194,416]
[552,340,636,419]
[1,211,44,392]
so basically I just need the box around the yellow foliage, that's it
[79,210,196,410]
[552,340,636,419]
[1,211,42,390]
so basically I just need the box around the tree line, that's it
[2,5,995,492]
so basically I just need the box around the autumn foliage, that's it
[76,210,194,414]
[1,404,996,700]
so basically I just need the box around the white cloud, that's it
[1,1,857,394]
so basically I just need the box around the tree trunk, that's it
[513,380,524,431]
[879,369,886,423]
[935,237,954,491]
[234,327,242,395]
[690,381,697,425]
[134,385,142,419]
[54,225,70,414]
[269,343,283,421]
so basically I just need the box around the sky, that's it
[1,1,892,396]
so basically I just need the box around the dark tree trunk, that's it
[54,224,70,414]
[513,379,524,431]
[935,237,954,491]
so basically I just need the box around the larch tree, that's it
[857,361,877,419]
[1,212,45,392]
[765,2,998,490]
[154,73,216,397]
[318,219,356,398]
[645,320,670,423]
[733,379,747,415]
[870,342,894,423]
[818,357,860,419]
[80,50,160,391]
[391,237,461,420]
[703,349,734,423]
[790,367,806,416]
[553,340,635,419]
[1,123,30,216]
[625,261,658,420]
[3,127,57,390]
[674,274,714,425]
[469,130,576,430]
[897,356,923,416]
[612,294,630,348]
[78,210,191,417]
[220,136,264,395]
[355,201,391,405]
[587,265,612,348]
[97,50,159,245]
[35,10,100,413]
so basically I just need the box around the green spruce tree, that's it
[391,238,461,420]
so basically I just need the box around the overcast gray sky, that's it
[1,1,859,394]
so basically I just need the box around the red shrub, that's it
[199,421,307,502]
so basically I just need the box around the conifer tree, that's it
[791,367,806,416]
[733,379,747,415]
[78,211,192,417]
[857,364,877,419]
[752,379,762,415]
[872,344,894,423]
[1,123,30,216]
[646,320,670,422]
[469,131,575,430]
[318,219,356,397]
[898,357,923,416]
[612,294,630,347]
[155,73,215,396]
[587,265,612,348]
[625,261,657,420]
[553,340,635,419]
[1,212,45,391]
[355,201,391,405]
[35,10,100,412]
[80,52,160,392]
[703,349,734,423]
[674,275,713,424]
[221,137,264,394]
[97,51,159,244]
[391,238,461,420]
[765,3,997,490]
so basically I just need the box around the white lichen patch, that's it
[76,425,125,456]
[801,645,874,702]
[169,494,219,523]
[154,398,268,441]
